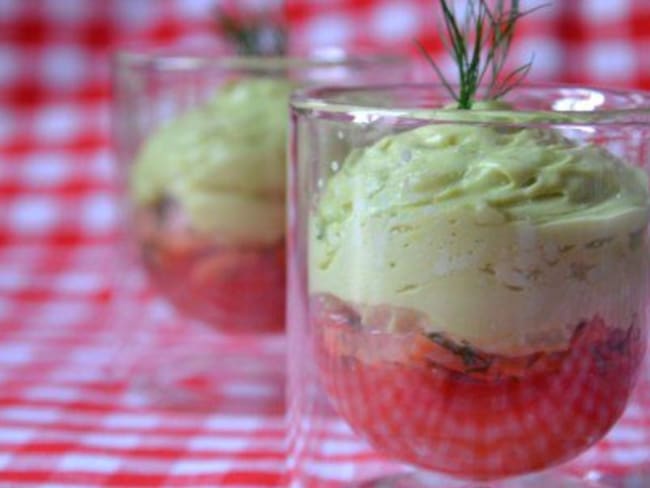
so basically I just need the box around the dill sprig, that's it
[215,5,287,56]
[417,0,546,109]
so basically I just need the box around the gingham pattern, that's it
[0,0,649,486]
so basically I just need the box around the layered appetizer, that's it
[131,78,291,332]
[309,0,650,479]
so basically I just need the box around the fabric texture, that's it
[0,0,648,485]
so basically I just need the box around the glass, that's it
[575,340,650,487]
[111,50,410,409]
[287,84,650,487]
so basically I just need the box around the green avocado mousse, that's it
[310,118,650,354]
[131,77,292,246]
[128,76,291,332]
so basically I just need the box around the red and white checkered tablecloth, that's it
[0,0,649,486]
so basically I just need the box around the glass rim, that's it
[112,47,408,72]
[290,83,650,126]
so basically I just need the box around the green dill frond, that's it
[215,6,287,56]
[419,0,547,109]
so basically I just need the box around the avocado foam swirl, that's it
[131,77,292,245]
[316,123,647,230]
[310,117,650,355]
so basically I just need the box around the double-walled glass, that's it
[288,85,650,487]
[113,51,409,334]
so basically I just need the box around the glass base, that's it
[357,472,607,488]
[129,338,286,414]
[583,469,650,488]
[110,278,286,414]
